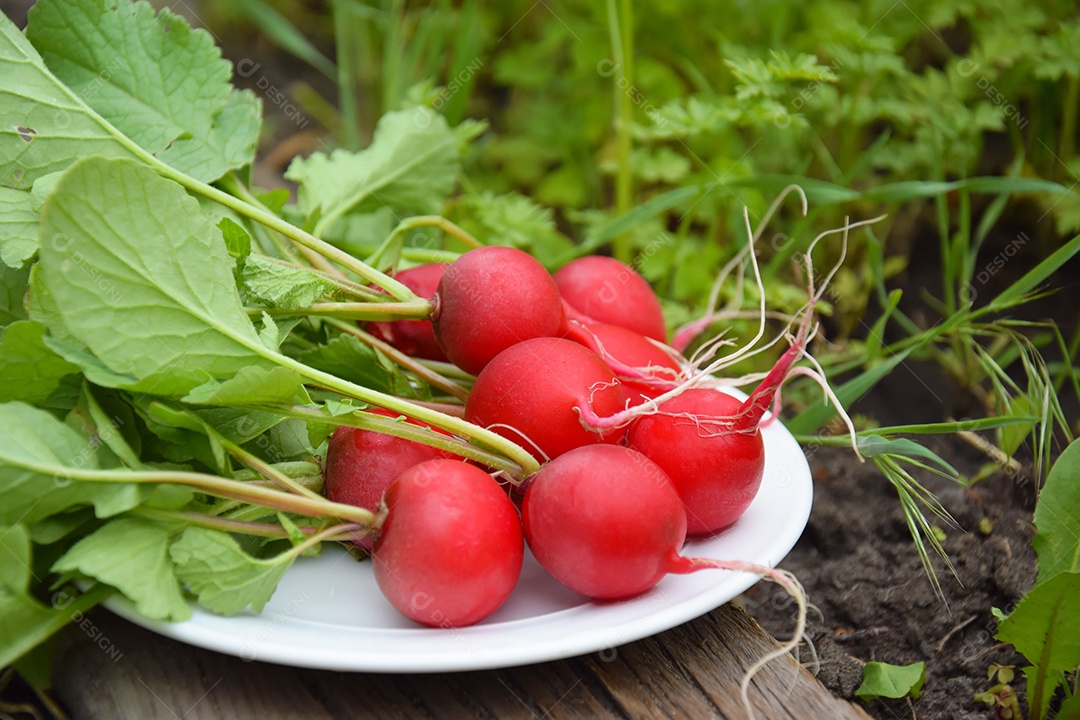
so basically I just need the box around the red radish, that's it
[522,445,686,599]
[373,459,523,627]
[465,337,627,461]
[627,389,762,535]
[521,444,806,720]
[324,409,453,548]
[583,307,817,535]
[554,256,666,342]
[521,445,804,602]
[433,246,565,375]
[565,322,682,404]
[367,263,448,361]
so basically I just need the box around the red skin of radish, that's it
[554,256,666,342]
[433,246,566,375]
[627,389,764,536]
[521,445,692,600]
[465,337,627,461]
[367,263,448,361]
[373,459,524,627]
[324,408,453,549]
[569,322,681,405]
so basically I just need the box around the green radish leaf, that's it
[275,514,320,556]
[81,386,144,470]
[52,517,189,621]
[218,217,252,261]
[287,108,460,234]
[0,12,136,190]
[37,157,275,396]
[183,366,304,406]
[144,403,231,476]
[0,402,141,525]
[29,508,96,545]
[1032,439,1080,582]
[241,255,337,311]
[0,262,30,328]
[256,188,291,215]
[169,527,293,615]
[0,525,31,591]
[996,573,1080,719]
[294,334,416,397]
[277,513,307,548]
[0,584,111,669]
[27,0,260,183]
[191,407,285,445]
[0,187,38,268]
[26,264,72,342]
[13,636,58,690]
[0,321,80,404]
[855,661,926,701]
[248,418,314,463]
[41,335,142,390]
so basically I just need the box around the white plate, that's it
[105,406,812,672]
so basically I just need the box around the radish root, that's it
[670,557,809,720]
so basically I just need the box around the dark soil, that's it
[743,438,1038,720]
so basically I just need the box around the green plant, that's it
[974,665,1022,720]
[994,439,1080,720]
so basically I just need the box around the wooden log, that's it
[53,604,872,719]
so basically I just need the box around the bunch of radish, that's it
[321,212,870,634]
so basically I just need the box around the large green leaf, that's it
[855,661,926,701]
[27,0,260,183]
[0,402,140,526]
[0,525,31,592]
[0,12,136,190]
[241,255,336,311]
[0,584,111,669]
[1033,439,1080,582]
[997,573,1080,719]
[183,366,305,406]
[0,321,80,404]
[37,157,275,396]
[293,333,418,397]
[0,261,30,327]
[52,517,189,621]
[287,108,460,234]
[0,187,38,268]
[169,526,292,615]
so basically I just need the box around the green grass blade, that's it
[233,0,337,80]
[988,232,1080,311]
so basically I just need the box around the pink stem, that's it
[574,402,637,431]
[667,555,796,592]
[734,306,814,432]
[560,299,597,327]
[562,320,681,390]
[670,315,718,353]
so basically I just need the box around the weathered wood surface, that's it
[53,603,871,720]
